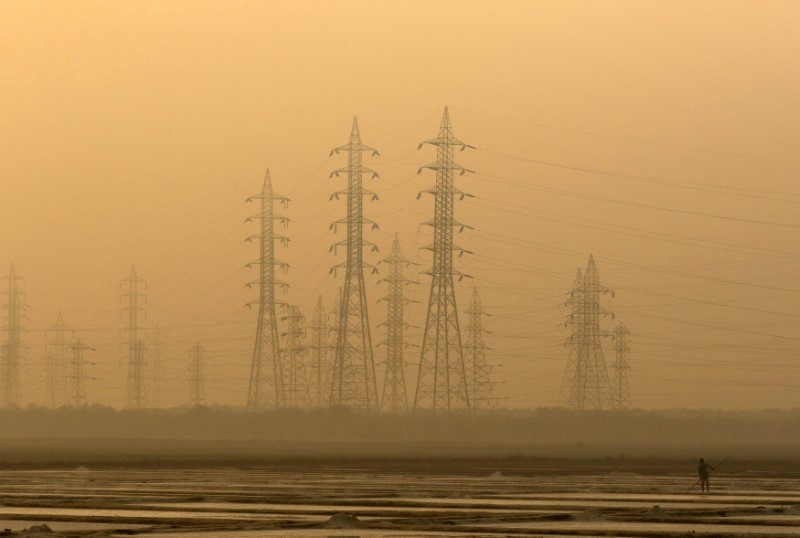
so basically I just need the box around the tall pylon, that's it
[328,118,380,412]
[611,322,631,410]
[283,305,310,409]
[307,296,329,408]
[245,169,289,411]
[45,312,73,407]
[66,339,91,406]
[464,288,498,411]
[1,264,24,407]
[121,265,147,409]
[560,255,615,410]
[413,108,475,414]
[377,235,417,414]
[188,342,207,407]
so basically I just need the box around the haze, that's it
[2,1,799,410]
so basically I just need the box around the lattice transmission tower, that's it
[188,342,207,407]
[2,264,25,407]
[122,265,147,409]
[329,118,380,412]
[150,324,162,408]
[558,268,583,407]
[307,296,329,408]
[377,235,417,414]
[559,255,615,410]
[464,287,498,411]
[413,108,475,414]
[45,312,73,407]
[67,339,91,406]
[611,322,631,410]
[245,169,289,411]
[283,305,310,409]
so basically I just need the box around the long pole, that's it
[687,455,729,492]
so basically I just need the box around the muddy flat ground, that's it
[0,456,799,537]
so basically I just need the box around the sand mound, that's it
[19,524,53,535]
[647,505,665,516]
[324,513,361,528]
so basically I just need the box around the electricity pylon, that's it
[611,322,631,410]
[560,255,615,410]
[283,305,310,409]
[122,265,147,409]
[45,312,73,407]
[150,324,162,408]
[558,268,583,407]
[307,296,329,408]
[464,287,497,411]
[188,342,207,407]
[329,118,380,412]
[1,264,24,407]
[66,339,91,406]
[413,108,475,414]
[377,235,417,414]
[245,169,289,411]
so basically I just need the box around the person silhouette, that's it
[698,458,714,493]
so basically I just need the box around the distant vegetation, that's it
[0,406,799,463]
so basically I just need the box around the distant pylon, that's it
[307,296,329,408]
[45,312,73,407]
[2,264,25,407]
[560,255,615,410]
[283,305,311,409]
[245,169,290,411]
[413,108,475,414]
[558,268,583,407]
[611,323,631,410]
[188,342,207,407]
[464,288,498,411]
[122,265,147,409]
[150,324,162,408]
[328,118,380,412]
[377,235,417,414]
[66,339,91,406]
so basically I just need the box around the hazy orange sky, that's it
[2,1,800,409]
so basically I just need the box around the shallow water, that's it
[0,463,799,537]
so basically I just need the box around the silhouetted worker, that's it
[698,458,714,493]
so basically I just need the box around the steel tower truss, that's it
[413,108,475,414]
[245,169,290,410]
[378,235,416,414]
[560,255,615,410]
[464,287,497,411]
[45,312,72,407]
[67,339,90,406]
[329,118,380,411]
[188,342,207,407]
[1,264,24,407]
[122,265,147,409]
[611,322,631,410]
[283,305,311,409]
[308,296,330,408]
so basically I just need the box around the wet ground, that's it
[0,460,799,536]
